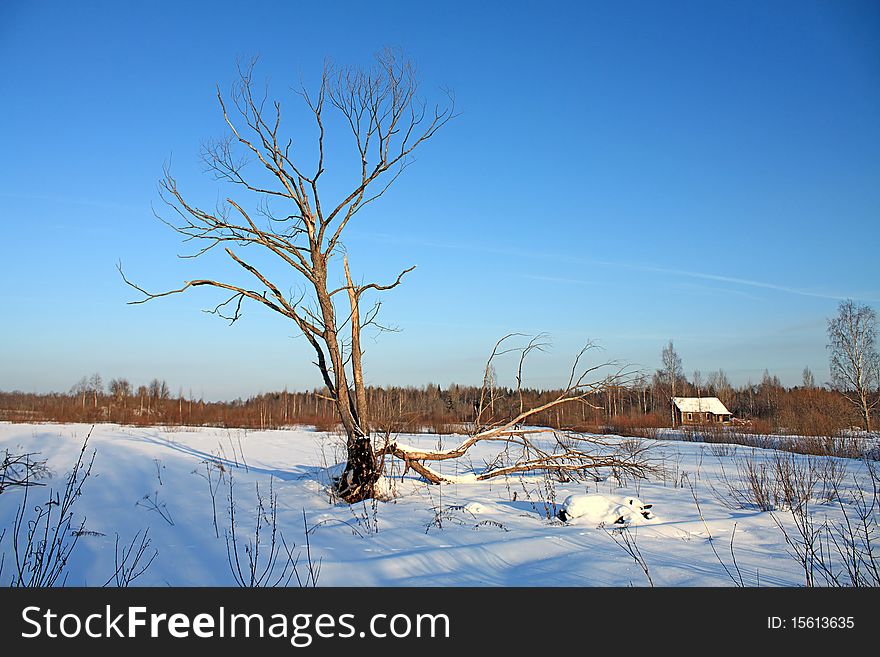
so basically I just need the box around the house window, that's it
[706,413,711,420]
[687,413,692,421]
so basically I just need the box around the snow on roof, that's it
[672,397,731,415]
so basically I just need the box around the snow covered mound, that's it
[557,494,655,526]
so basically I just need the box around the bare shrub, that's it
[10,436,95,587]
[712,452,778,512]
[102,529,158,587]
[348,497,381,536]
[307,414,342,434]
[425,503,510,534]
[818,458,847,504]
[827,461,879,586]
[0,449,50,494]
[772,501,824,587]
[603,413,666,439]
[605,526,654,587]
[772,461,878,587]
[713,451,822,512]
[225,476,320,587]
[511,478,556,521]
[136,490,174,526]
[708,442,737,458]
[537,470,560,520]
[680,424,720,443]
[683,474,745,586]
[733,418,775,436]
[194,458,226,538]
[135,458,175,525]
[773,452,817,511]
[738,455,777,512]
[776,433,864,459]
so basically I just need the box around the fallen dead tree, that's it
[382,335,655,484]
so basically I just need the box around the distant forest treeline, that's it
[0,369,869,438]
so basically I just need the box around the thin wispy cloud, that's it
[635,264,853,301]
[349,231,871,302]
[519,274,599,286]
[670,281,764,302]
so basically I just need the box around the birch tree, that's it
[660,341,683,426]
[827,300,879,431]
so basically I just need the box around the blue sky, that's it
[1,1,878,399]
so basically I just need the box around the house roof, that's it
[672,397,731,415]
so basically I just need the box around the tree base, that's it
[335,435,380,503]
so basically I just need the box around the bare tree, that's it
[802,367,815,389]
[121,50,454,501]
[148,378,170,401]
[88,373,103,408]
[827,299,879,431]
[121,51,643,500]
[136,385,148,414]
[708,369,734,409]
[660,341,683,426]
[70,373,103,410]
[109,378,132,402]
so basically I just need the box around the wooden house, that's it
[672,397,732,425]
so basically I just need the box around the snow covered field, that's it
[0,422,876,587]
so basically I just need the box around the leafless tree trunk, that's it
[827,299,879,431]
[88,373,103,409]
[121,50,454,501]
